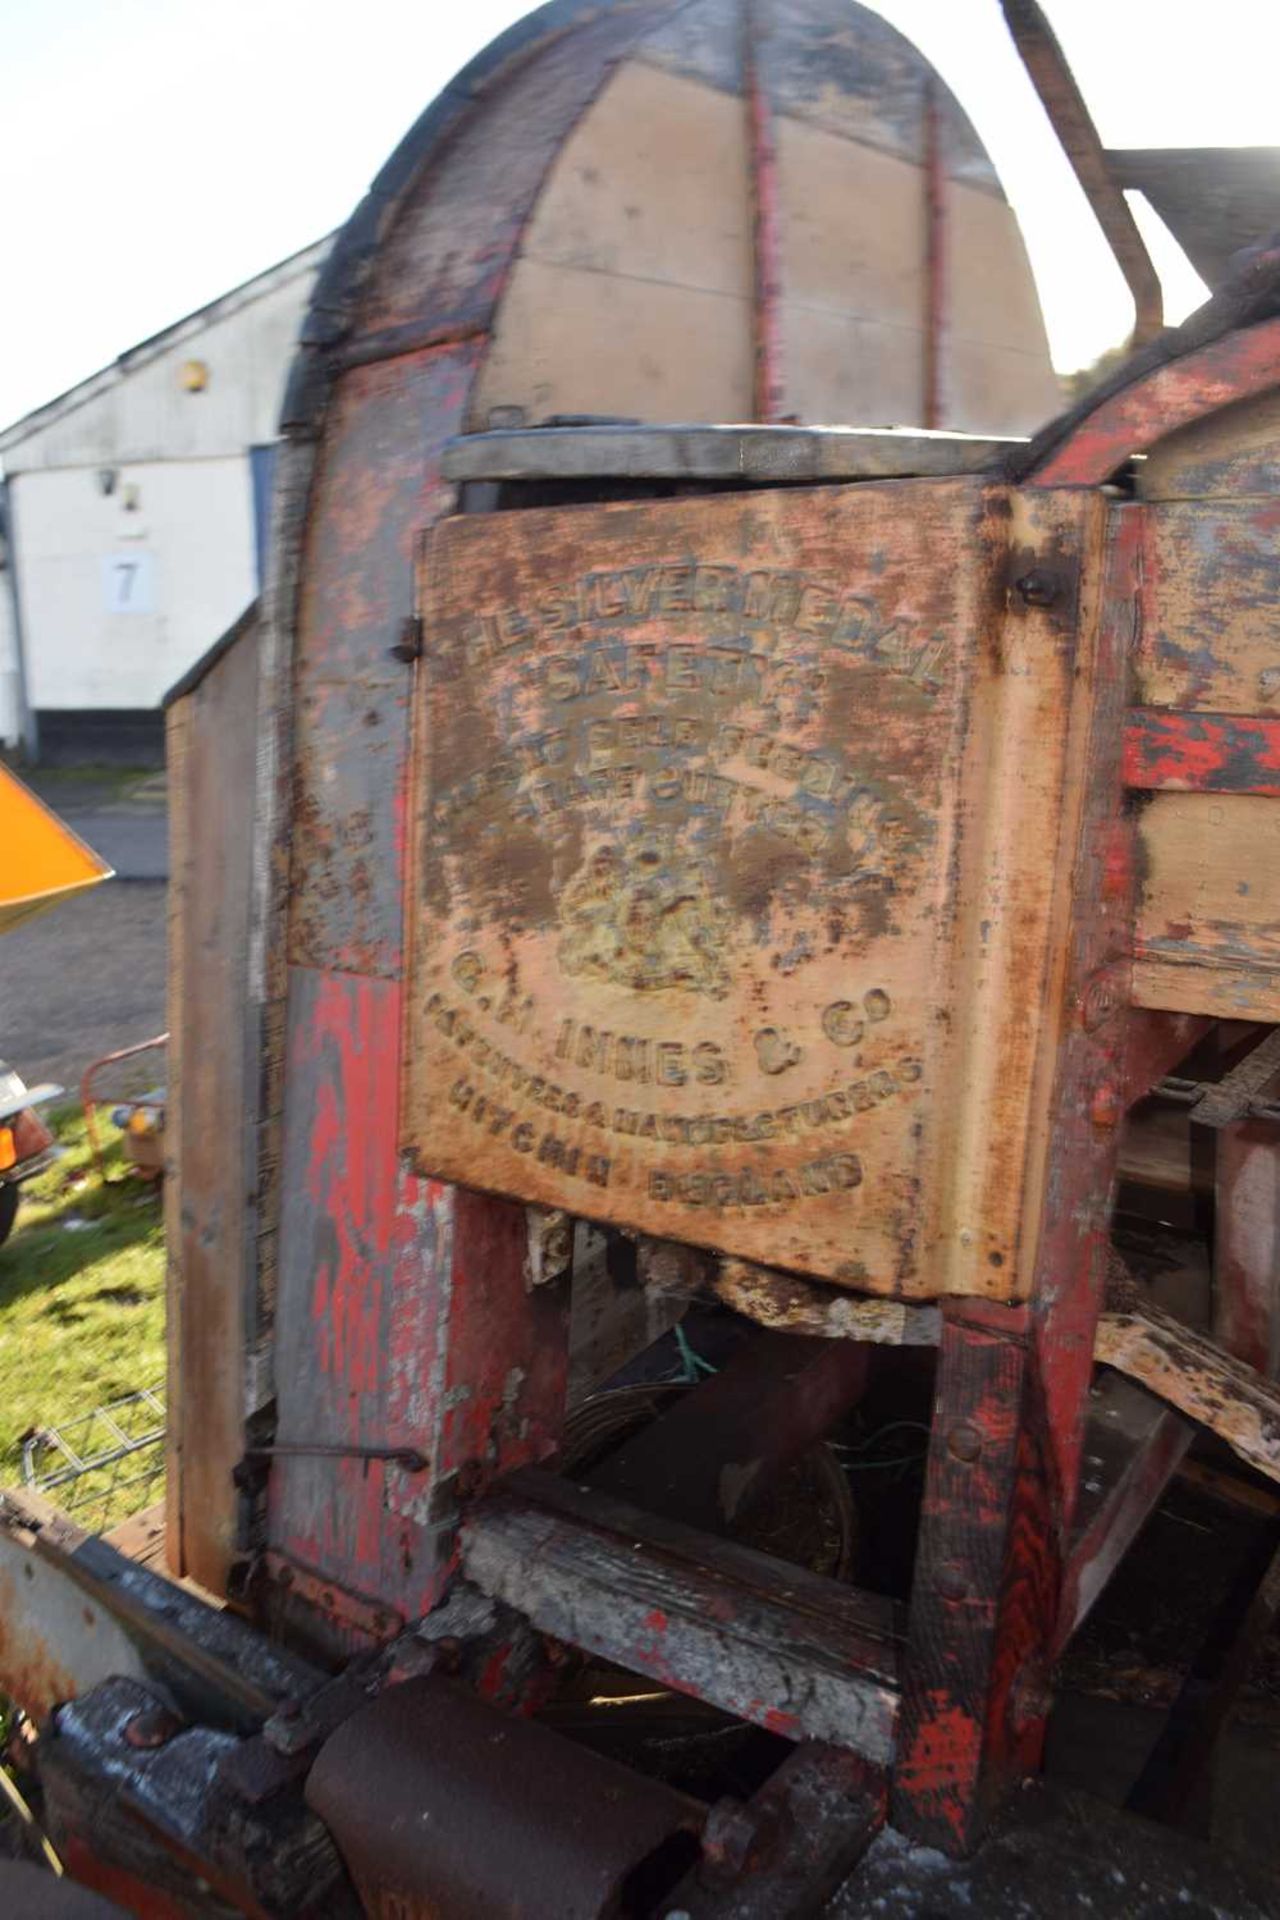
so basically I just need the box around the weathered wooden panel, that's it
[355,0,681,342]
[462,1468,902,1760]
[1138,383,1280,503]
[1097,1302,1280,1486]
[164,607,259,1592]
[471,15,1057,435]
[1134,792,1280,1018]
[404,481,1101,1296]
[269,966,569,1618]
[1132,502,1280,715]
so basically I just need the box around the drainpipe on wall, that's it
[0,477,38,761]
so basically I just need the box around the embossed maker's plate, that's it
[404,482,996,1290]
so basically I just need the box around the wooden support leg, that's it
[891,1300,1055,1854]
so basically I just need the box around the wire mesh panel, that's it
[21,1386,165,1533]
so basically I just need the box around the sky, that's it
[1,0,1277,431]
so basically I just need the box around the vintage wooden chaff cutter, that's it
[6,1,1280,1912]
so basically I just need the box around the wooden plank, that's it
[894,482,1127,1854]
[1056,1376,1192,1651]
[1134,792,1280,1019]
[269,969,570,1627]
[1139,381,1280,502]
[713,1257,941,1345]
[164,612,260,1594]
[1122,1010,1213,1105]
[1096,1301,1280,1484]
[461,1467,902,1763]
[892,1301,1042,1851]
[1124,708,1280,796]
[441,423,1015,487]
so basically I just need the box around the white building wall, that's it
[0,240,327,723]
[10,456,257,711]
[0,571,19,746]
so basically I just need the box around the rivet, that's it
[947,1423,983,1463]
[936,1566,968,1603]
[1089,1084,1123,1130]
[123,1707,182,1750]
[1015,569,1059,608]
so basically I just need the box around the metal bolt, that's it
[455,1459,486,1500]
[1080,977,1117,1033]
[1015,569,1059,608]
[936,1565,968,1604]
[1089,1084,1123,1131]
[947,1422,983,1463]
[390,616,423,663]
[123,1707,182,1751]
[701,1797,777,1883]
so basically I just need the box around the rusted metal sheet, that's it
[1022,316,1280,488]
[306,1673,702,1920]
[405,481,1100,1295]
[0,1490,319,1734]
[0,1519,144,1723]
[660,1743,886,1918]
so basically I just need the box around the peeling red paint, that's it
[1124,706,1280,796]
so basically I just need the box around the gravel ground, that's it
[3,881,168,1092]
[4,766,169,1091]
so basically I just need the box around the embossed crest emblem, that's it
[558,837,732,998]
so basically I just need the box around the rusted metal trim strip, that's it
[744,0,786,423]
[1124,706,1280,796]
[1022,317,1280,487]
[333,318,490,375]
[1000,0,1161,347]
[922,78,947,430]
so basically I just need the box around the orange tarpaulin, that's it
[0,765,113,935]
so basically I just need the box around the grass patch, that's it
[0,1103,164,1528]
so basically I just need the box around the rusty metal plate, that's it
[404,483,1089,1293]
